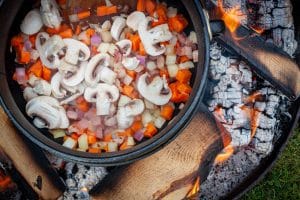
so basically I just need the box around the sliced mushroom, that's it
[122,57,140,71]
[138,17,172,56]
[23,87,38,102]
[85,53,110,86]
[26,96,69,129]
[111,17,126,41]
[32,79,52,96]
[137,73,172,105]
[84,83,120,116]
[51,72,67,98]
[117,99,145,129]
[59,84,85,105]
[40,0,62,29]
[36,33,65,68]
[62,61,87,87]
[126,11,146,31]
[116,39,132,56]
[63,39,91,65]
[20,9,43,35]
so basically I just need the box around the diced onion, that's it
[127,136,135,146]
[146,61,157,71]
[133,131,144,142]
[108,142,118,152]
[179,61,195,69]
[78,134,88,151]
[166,54,177,65]
[154,116,166,129]
[50,129,66,139]
[91,34,102,46]
[156,56,165,69]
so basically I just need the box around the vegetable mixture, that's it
[11,0,198,153]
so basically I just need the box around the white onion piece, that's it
[78,134,88,151]
[179,61,195,69]
[146,61,157,71]
[167,64,179,78]
[166,55,177,65]
[63,137,77,149]
[154,116,166,129]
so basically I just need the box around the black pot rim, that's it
[0,0,211,166]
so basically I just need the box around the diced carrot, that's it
[97,5,117,16]
[129,34,141,52]
[18,50,31,64]
[42,66,52,81]
[77,11,91,20]
[120,140,130,151]
[122,85,134,97]
[86,28,95,37]
[88,135,97,145]
[75,25,81,35]
[11,35,23,48]
[169,82,192,103]
[76,96,90,112]
[139,42,146,56]
[57,0,66,5]
[27,60,43,77]
[88,148,101,153]
[178,55,190,64]
[131,121,143,132]
[176,69,192,83]
[168,15,188,33]
[46,27,60,35]
[152,4,168,27]
[137,0,145,12]
[71,133,79,140]
[29,35,36,48]
[145,0,156,15]
[59,28,73,38]
[126,70,137,79]
[144,123,158,138]
[159,69,169,79]
[103,134,112,142]
[161,105,174,120]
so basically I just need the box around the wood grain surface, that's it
[92,109,222,200]
[0,108,63,200]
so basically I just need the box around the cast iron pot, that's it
[0,0,211,166]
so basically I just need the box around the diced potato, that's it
[63,137,77,149]
[78,134,88,151]
[166,55,177,65]
[100,31,113,43]
[142,110,154,126]
[97,42,111,53]
[154,116,167,129]
[188,31,197,44]
[127,136,135,146]
[146,61,157,71]
[50,129,66,139]
[165,45,175,55]
[144,99,157,110]
[167,64,179,78]
[179,61,195,69]
[108,142,118,152]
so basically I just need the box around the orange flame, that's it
[186,177,200,198]
[250,26,265,34]
[214,145,234,164]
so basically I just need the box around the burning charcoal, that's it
[257,14,273,30]
[272,8,293,28]
[258,114,276,129]
[210,43,222,60]
[230,129,251,147]
[282,29,298,56]
[272,28,283,48]
[254,101,266,112]
[254,129,274,142]
[252,140,273,155]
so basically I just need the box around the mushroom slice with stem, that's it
[62,61,87,87]
[116,39,132,56]
[138,17,172,56]
[59,84,85,105]
[63,39,91,65]
[40,0,62,29]
[84,83,120,116]
[23,87,38,102]
[137,73,172,106]
[117,99,145,129]
[26,96,69,129]
[20,9,43,35]
[36,33,65,69]
[126,11,146,31]
[111,17,126,41]
[85,53,111,86]
[51,72,66,99]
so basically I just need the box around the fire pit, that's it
[0,0,299,199]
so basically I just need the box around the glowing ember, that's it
[186,176,200,198]
[250,25,265,34]
[243,91,263,104]
[0,171,12,192]
[214,145,234,164]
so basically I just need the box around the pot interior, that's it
[0,0,208,165]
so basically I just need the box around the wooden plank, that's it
[0,108,64,200]
[92,107,222,200]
